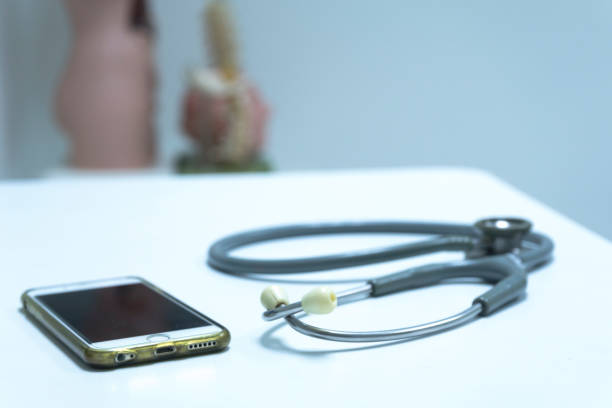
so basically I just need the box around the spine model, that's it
[181,0,269,169]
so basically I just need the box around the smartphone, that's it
[22,276,230,368]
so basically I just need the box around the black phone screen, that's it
[36,283,211,343]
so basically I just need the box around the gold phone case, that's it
[22,277,230,368]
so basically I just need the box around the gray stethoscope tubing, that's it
[208,218,554,343]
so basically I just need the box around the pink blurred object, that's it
[181,69,268,165]
[56,0,155,169]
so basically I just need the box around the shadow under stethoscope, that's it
[258,320,421,356]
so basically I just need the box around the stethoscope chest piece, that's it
[471,217,533,257]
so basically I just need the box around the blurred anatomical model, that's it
[56,0,155,169]
[180,0,269,170]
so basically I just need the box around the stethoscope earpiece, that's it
[260,285,288,310]
[301,287,337,314]
[261,285,338,314]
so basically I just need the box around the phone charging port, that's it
[155,346,176,356]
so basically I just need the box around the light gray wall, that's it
[0,0,69,178]
[1,0,611,240]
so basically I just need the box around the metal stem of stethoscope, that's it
[208,217,554,343]
[265,282,483,342]
[285,304,483,343]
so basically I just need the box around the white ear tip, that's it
[301,287,337,314]
[260,285,289,310]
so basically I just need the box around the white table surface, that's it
[1,167,611,407]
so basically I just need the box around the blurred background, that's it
[0,0,610,238]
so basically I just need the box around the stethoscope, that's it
[208,217,554,343]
